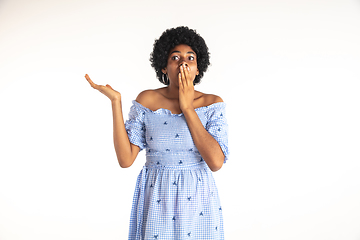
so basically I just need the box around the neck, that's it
[165,83,180,99]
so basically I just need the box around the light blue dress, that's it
[125,100,229,240]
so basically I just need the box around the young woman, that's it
[85,26,229,240]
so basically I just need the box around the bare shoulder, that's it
[206,94,224,104]
[195,91,224,107]
[135,88,164,109]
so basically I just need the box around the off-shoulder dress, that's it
[125,100,229,240]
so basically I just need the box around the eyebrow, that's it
[170,50,196,55]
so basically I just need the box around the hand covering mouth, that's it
[178,63,189,72]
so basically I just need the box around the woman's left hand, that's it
[178,63,195,112]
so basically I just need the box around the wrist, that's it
[181,107,195,115]
[111,97,121,105]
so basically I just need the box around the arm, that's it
[178,66,225,172]
[182,107,225,172]
[85,74,140,168]
[111,99,140,168]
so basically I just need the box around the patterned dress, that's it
[125,100,229,240]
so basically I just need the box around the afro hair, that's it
[150,26,210,85]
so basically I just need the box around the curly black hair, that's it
[150,26,210,85]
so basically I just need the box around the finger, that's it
[85,74,96,86]
[180,65,188,87]
[183,65,192,85]
[85,74,97,88]
[178,72,183,89]
[182,64,192,86]
[85,74,92,82]
[106,84,114,90]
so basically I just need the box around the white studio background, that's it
[0,0,360,239]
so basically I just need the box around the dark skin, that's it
[85,44,225,171]
[139,44,219,113]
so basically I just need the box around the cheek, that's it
[191,62,198,73]
[190,66,198,76]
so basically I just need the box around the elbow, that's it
[209,158,224,172]
[119,162,132,168]
[118,157,134,168]
[210,164,223,172]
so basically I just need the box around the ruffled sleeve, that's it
[205,103,229,163]
[124,101,147,151]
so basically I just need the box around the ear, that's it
[196,69,199,75]
[162,68,167,74]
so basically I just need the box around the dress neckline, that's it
[132,100,225,116]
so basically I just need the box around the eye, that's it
[188,56,195,61]
[171,55,179,61]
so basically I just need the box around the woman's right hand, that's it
[85,74,121,102]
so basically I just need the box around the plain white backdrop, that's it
[1,0,360,239]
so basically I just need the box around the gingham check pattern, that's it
[125,101,229,239]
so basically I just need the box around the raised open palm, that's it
[85,74,121,102]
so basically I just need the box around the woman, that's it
[85,26,229,239]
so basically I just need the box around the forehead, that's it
[169,44,196,55]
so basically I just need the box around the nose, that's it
[179,61,188,68]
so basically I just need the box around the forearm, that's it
[183,108,225,171]
[111,100,139,168]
